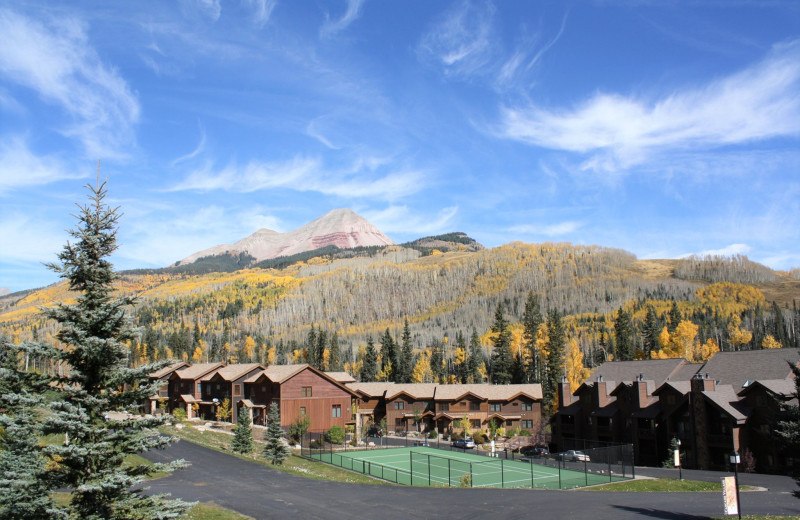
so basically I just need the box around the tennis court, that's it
[307,446,629,489]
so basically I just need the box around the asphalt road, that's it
[142,441,800,520]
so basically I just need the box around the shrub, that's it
[451,431,463,441]
[428,430,438,439]
[172,408,187,422]
[326,425,345,445]
[472,432,486,444]
[519,429,531,436]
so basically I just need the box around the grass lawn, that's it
[53,493,251,519]
[164,423,387,485]
[585,478,761,492]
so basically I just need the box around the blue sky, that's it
[1,1,799,293]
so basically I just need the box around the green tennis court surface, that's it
[307,447,629,489]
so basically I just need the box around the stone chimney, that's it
[558,376,572,408]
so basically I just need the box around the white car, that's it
[562,450,590,462]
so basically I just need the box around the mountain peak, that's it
[178,209,394,266]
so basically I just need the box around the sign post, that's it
[722,476,738,517]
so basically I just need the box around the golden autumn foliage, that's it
[762,335,782,349]
[565,338,590,388]
[412,350,434,383]
[652,320,719,363]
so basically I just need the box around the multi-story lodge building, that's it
[554,348,799,473]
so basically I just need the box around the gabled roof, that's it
[201,363,264,382]
[174,362,225,381]
[653,380,692,396]
[434,384,542,401]
[696,348,799,391]
[590,402,620,417]
[386,384,437,400]
[588,358,689,388]
[702,385,749,423]
[243,364,361,397]
[738,379,797,399]
[325,371,356,384]
[346,382,396,397]
[149,361,189,379]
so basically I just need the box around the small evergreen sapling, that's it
[263,403,290,465]
[231,408,254,455]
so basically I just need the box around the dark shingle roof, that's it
[587,358,689,388]
[696,348,799,391]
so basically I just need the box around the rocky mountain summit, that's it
[178,208,394,265]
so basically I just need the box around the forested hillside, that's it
[1,242,798,394]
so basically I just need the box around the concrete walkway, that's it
[143,440,800,520]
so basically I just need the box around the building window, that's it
[522,403,532,411]
[233,384,241,397]
[522,420,533,428]
[438,402,449,411]
[470,402,480,411]
[173,382,179,392]
[394,401,404,410]
[302,386,312,397]
[506,420,512,427]
[332,404,341,418]
[462,402,467,407]
[471,419,480,429]
[490,403,501,412]
[196,382,202,394]
[300,407,306,415]
[261,386,267,393]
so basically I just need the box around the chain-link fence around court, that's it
[301,433,634,489]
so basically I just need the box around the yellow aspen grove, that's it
[762,335,782,349]
[242,336,256,360]
[699,338,720,361]
[658,327,671,349]
[191,346,203,362]
[412,350,434,383]
[322,349,330,370]
[671,320,699,360]
[727,315,753,349]
[565,338,590,388]
[478,361,488,382]
[267,346,276,365]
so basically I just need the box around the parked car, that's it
[451,438,476,449]
[520,445,549,458]
[366,426,383,437]
[557,450,590,462]
[412,440,430,447]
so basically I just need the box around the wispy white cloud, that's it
[245,0,277,27]
[496,13,568,89]
[0,137,82,194]
[508,220,583,237]
[365,205,459,235]
[0,8,140,159]
[686,243,752,258]
[171,126,207,166]
[497,39,800,172]
[418,0,496,78]
[180,0,222,22]
[168,156,429,201]
[0,212,65,264]
[320,0,365,39]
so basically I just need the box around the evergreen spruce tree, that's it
[776,362,800,498]
[490,303,513,384]
[0,337,60,519]
[544,309,566,418]
[429,340,445,383]
[231,407,254,455]
[614,307,635,361]
[315,329,328,370]
[397,319,414,383]
[263,403,290,465]
[642,304,660,358]
[468,328,483,383]
[668,301,682,333]
[306,326,319,368]
[522,292,543,383]
[380,328,397,381]
[328,331,342,372]
[455,331,469,383]
[360,337,378,381]
[41,181,191,519]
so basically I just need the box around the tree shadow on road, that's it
[612,505,708,520]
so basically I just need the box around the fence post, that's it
[428,454,432,486]
[530,456,534,488]
[558,461,562,489]
[447,459,451,487]
[501,459,504,488]
[584,456,588,487]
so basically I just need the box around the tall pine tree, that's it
[41,181,191,519]
[360,337,378,381]
[263,403,290,465]
[396,319,414,383]
[231,407,254,454]
[490,302,513,384]
[544,308,566,418]
[522,292,543,383]
[614,306,634,361]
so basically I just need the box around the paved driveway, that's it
[143,441,800,520]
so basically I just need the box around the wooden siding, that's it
[279,367,353,431]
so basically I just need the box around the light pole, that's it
[730,450,742,520]
[676,438,682,480]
